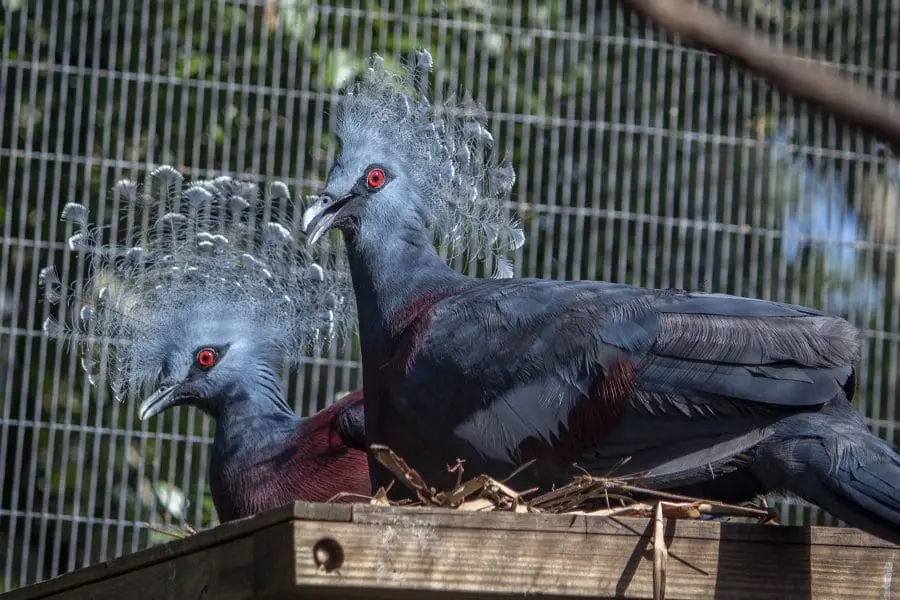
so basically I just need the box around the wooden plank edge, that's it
[348,504,899,549]
[5,501,896,598]
[0,503,351,600]
[289,511,900,599]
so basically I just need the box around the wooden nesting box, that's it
[3,502,898,599]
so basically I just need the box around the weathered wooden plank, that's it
[1,503,351,600]
[352,504,898,548]
[291,507,900,599]
[3,502,897,600]
[42,534,257,600]
[252,512,300,599]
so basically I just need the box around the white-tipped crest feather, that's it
[40,166,354,401]
[330,49,524,272]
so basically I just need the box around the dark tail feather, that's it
[757,416,900,546]
[802,462,900,545]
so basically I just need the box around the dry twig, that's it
[142,522,197,540]
[653,502,667,600]
[368,444,779,525]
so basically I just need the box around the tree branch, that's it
[622,0,900,153]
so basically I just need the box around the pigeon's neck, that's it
[344,218,465,356]
[209,375,370,522]
[210,367,301,473]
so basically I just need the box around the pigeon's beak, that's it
[302,193,355,246]
[138,384,179,421]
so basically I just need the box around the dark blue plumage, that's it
[205,388,369,522]
[302,50,900,545]
[143,343,370,523]
[42,166,371,523]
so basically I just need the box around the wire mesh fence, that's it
[1,0,899,591]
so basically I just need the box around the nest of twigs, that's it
[148,444,781,545]
[365,444,781,525]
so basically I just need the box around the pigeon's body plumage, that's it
[42,166,370,522]
[210,389,367,522]
[303,50,900,545]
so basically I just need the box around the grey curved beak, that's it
[302,194,353,246]
[138,385,177,421]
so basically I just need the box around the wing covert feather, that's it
[394,280,857,482]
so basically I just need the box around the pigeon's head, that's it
[136,306,282,421]
[303,49,525,270]
[303,141,421,245]
[40,166,353,422]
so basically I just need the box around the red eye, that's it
[366,168,385,190]
[196,348,217,369]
